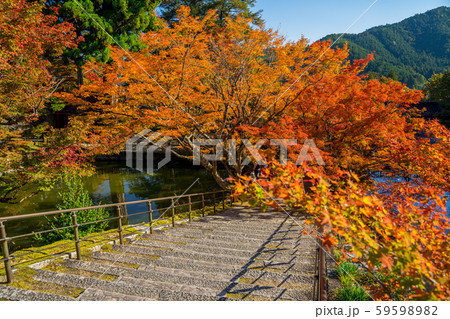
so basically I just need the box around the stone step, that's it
[78,288,154,301]
[116,276,221,298]
[193,216,293,226]
[90,252,235,283]
[92,249,313,281]
[137,258,315,287]
[195,209,289,218]
[134,236,303,253]
[65,259,226,290]
[117,242,315,265]
[133,238,316,258]
[248,259,316,273]
[143,229,312,244]
[143,261,314,287]
[141,233,316,250]
[120,276,308,301]
[91,251,241,276]
[149,231,272,243]
[134,238,255,257]
[238,270,315,287]
[117,242,315,266]
[0,285,75,301]
[33,269,225,301]
[160,226,302,241]
[112,244,249,265]
[182,225,304,238]
[64,259,309,301]
[254,251,316,263]
[187,219,299,231]
[136,237,317,258]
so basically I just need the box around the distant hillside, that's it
[321,6,450,88]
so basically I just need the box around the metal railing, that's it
[313,227,326,301]
[0,190,230,284]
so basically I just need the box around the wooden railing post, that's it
[213,193,216,214]
[313,244,319,300]
[188,196,192,222]
[201,194,205,217]
[313,227,326,301]
[147,201,153,234]
[71,212,81,260]
[171,198,175,227]
[117,205,124,245]
[0,221,13,283]
[319,237,326,301]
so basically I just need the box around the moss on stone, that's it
[107,250,159,260]
[142,238,187,245]
[248,265,286,273]
[42,259,118,282]
[7,267,84,298]
[99,245,160,260]
[265,244,289,249]
[0,226,142,276]
[83,256,140,269]
[226,292,285,301]
[238,277,310,290]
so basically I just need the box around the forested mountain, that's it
[321,6,450,88]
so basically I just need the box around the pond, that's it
[373,175,450,216]
[0,160,223,250]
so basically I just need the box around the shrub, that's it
[35,173,109,244]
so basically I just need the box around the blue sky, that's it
[254,0,449,42]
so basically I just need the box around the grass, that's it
[335,285,370,301]
[336,261,360,279]
[334,261,371,301]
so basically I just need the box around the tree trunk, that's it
[199,154,233,191]
[77,65,84,86]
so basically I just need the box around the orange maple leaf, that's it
[380,254,394,270]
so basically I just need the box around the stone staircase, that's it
[0,205,320,301]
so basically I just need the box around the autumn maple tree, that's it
[60,6,373,188]
[234,161,449,300]
[0,0,83,202]
[233,53,450,300]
